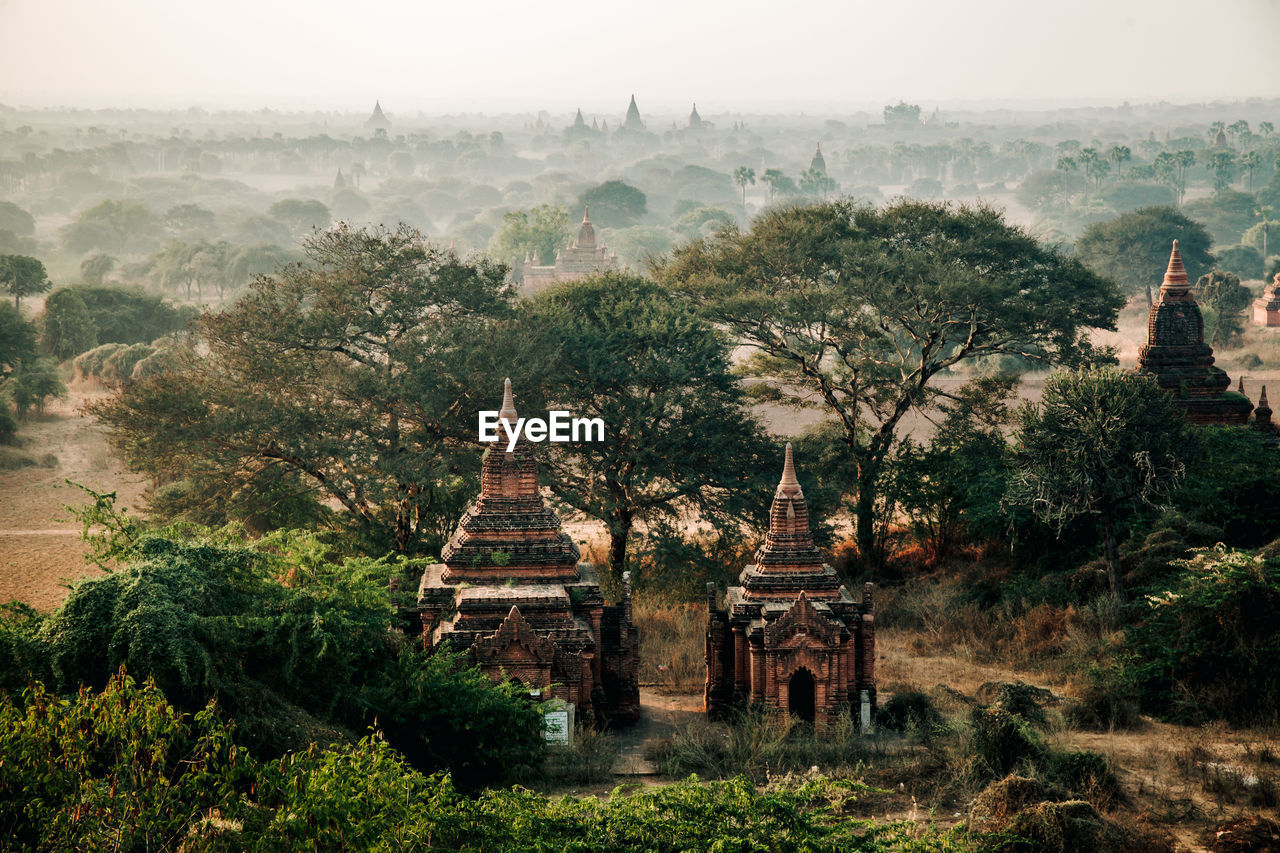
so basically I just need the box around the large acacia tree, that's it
[508,273,774,582]
[95,224,513,553]
[655,200,1122,565]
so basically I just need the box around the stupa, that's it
[622,94,645,131]
[365,100,391,131]
[1137,241,1252,425]
[705,444,876,727]
[1253,273,1280,326]
[1251,385,1280,448]
[810,143,827,174]
[413,379,639,725]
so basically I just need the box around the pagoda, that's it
[365,100,391,131]
[1245,382,1280,448]
[705,444,876,727]
[1253,272,1280,326]
[622,94,645,131]
[688,103,704,129]
[810,143,827,174]
[521,207,618,293]
[1137,241,1252,425]
[413,379,639,725]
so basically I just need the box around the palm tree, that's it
[733,166,755,211]
[1257,205,1275,259]
[1108,145,1131,178]
[1173,150,1196,204]
[1240,151,1262,191]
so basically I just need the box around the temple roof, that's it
[623,94,644,130]
[1138,241,1252,425]
[689,103,703,127]
[439,378,582,582]
[810,143,826,174]
[741,444,840,599]
[365,100,391,130]
[575,207,596,248]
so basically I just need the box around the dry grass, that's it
[633,595,706,693]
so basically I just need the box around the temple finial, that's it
[582,205,590,222]
[1164,239,1188,286]
[500,377,517,423]
[1239,376,1245,394]
[1262,386,1270,408]
[778,442,801,494]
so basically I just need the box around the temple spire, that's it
[1165,240,1188,285]
[500,377,517,423]
[778,442,801,495]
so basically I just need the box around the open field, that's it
[0,386,146,610]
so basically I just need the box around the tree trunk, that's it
[1102,517,1126,603]
[855,473,877,571]
[607,510,633,586]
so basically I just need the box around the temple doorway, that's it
[788,668,815,722]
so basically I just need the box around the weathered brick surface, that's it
[408,380,639,727]
[1138,241,1252,425]
[706,445,876,728]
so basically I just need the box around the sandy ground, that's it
[0,388,147,610]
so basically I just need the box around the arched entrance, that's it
[787,668,816,722]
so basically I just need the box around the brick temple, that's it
[520,207,619,293]
[1137,240,1252,425]
[1253,272,1280,327]
[413,379,639,726]
[705,444,876,727]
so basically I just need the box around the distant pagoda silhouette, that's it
[622,94,645,131]
[810,143,826,174]
[365,100,391,131]
[1137,240,1252,425]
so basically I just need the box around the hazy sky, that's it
[2,0,1279,113]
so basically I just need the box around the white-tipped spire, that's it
[500,377,517,423]
[778,442,802,495]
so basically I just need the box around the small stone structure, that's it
[705,444,876,727]
[1253,273,1280,327]
[412,379,639,726]
[520,208,619,293]
[1137,240,1252,425]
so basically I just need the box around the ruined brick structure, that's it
[705,444,876,727]
[413,379,639,726]
[1137,241,1252,425]
[1253,273,1280,327]
[520,207,619,294]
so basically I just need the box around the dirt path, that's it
[0,388,147,611]
[612,689,702,777]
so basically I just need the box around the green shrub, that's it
[1127,545,1280,724]
[969,706,1046,778]
[877,691,948,739]
[19,527,545,787]
[0,674,251,851]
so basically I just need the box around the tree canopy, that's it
[510,273,773,582]
[0,254,51,309]
[1008,367,1187,600]
[577,180,647,228]
[1074,206,1214,301]
[655,199,1122,564]
[94,224,514,553]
